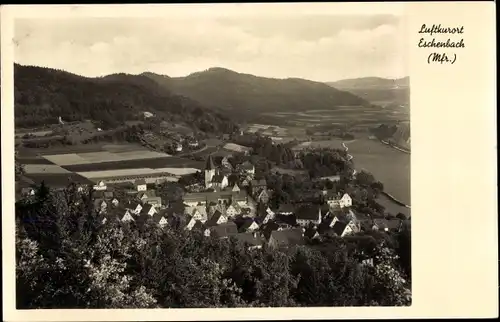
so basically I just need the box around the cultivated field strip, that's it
[24,164,72,174]
[42,150,171,166]
[61,157,204,172]
[76,167,200,179]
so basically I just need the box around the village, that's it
[20,148,409,252]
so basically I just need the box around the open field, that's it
[260,107,409,129]
[17,143,149,158]
[43,150,171,166]
[26,173,95,187]
[16,157,56,165]
[61,157,204,172]
[24,164,72,174]
[77,167,200,179]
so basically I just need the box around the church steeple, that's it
[205,155,216,170]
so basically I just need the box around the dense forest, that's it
[141,68,373,120]
[16,182,411,308]
[14,64,238,134]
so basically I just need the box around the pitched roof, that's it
[234,232,264,247]
[211,173,226,183]
[304,226,319,239]
[270,228,304,247]
[240,161,254,170]
[276,203,294,213]
[332,221,348,236]
[210,222,238,238]
[295,205,320,221]
[206,210,225,227]
[205,155,216,170]
[261,221,280,239]
[239,217,258,231]
[140,203,155,215]
[135,179,147,185]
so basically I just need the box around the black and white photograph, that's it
[7,2,418,310]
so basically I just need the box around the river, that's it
[304,137,411,217]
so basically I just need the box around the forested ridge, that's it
[14,64,237,134]
[16,183,411,308]
[142,67,373,120]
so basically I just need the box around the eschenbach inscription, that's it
[418,24,465,64]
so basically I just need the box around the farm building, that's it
[79,170,180,186]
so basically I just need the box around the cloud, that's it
[14,14,408,81]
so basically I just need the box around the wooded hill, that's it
[141,67,374,120]
[14,64,238,134]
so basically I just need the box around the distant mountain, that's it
[14,64,237,134]
[141,67,374,120]
[327,76,410,109]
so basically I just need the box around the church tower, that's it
[204,155,216,189]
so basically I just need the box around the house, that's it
[295,205,322,227]
[255,205,275,225]
[124,201,142,215]
[205,210,228,227]
[240,178,250,187]
[140,203,157,216]
[152,212,169,227]
[372,218,403,232]
[183,192,208,207]
[210,222,238,239]
[332,221,354,237]
[21,187,36,197]
[275,203,294,216]
[268,228,305,248]
[231,183,241,192]
[255,188,270,204]
[221,156,233,170]
[110,197,119,207]
[134,179,147,192]
[94,199,107,213]
[239,161,255,176]
[175,143,183,152]
[234,232,264,250]
[93,180,107,191]
[184,205,208,223]
[226,202,242,218]
[211,173,229,190]
[184,216,198,231]
[144,196,162,207]
[250,179,267,194]
[120,210,135,223]
[304,226,320,240]
[238,217,260,233]
[326,192,352,209]
[137,190,156,200]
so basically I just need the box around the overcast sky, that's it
[14,14,408,82]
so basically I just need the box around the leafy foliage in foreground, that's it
[16,183,411,308]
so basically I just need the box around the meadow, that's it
[17,142,204,189]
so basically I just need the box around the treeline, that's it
[14,64,238,135]
[234,135,353,179]
[16,183,411,308]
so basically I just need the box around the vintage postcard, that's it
[1,2,497,321]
